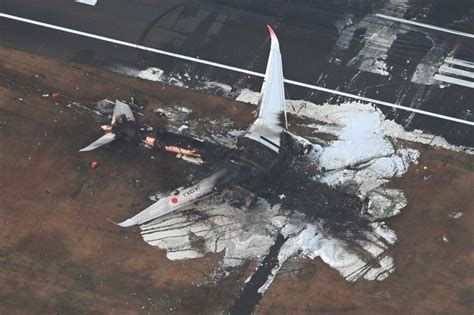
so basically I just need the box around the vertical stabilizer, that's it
[244,25,287,153]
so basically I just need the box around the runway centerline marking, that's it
[0,13,472,126]
[376,14,474,39]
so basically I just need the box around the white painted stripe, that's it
[376,14,474,39]
[434,74,474,88]
[445,57,474,69]
[284,78,473,124]
[0,13,264,77]
[439,65,474,79]
[0,13,472,126]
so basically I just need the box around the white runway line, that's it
[435,57,474,88]
[376,14,474,39]
[434,74,474,89]
[0,13,472,126]
[438,65,474,80]
[445,57,474,69]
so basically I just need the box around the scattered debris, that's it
[95,99,115,115]
[367,289,391,299]
[177,124,189,133]
[448,211,463,219]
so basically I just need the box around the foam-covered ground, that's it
[137,95,469,294]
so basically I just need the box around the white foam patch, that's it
[232,90,471,154]
[140,197,285,267]
[382,120,474,154]
[109,65,233,95]
[236,88,260,104]
[199,81,232,94]
[313,104,396,171]
[75,0,97,5]
[136,67,164,82]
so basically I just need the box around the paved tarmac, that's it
[0,0,472,146]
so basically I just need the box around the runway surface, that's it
[0,0,473,145]
[0,4,473,313]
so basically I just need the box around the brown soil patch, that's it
[257,146,473,314]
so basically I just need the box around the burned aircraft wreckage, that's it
[80,26,387,274]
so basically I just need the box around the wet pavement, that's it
[0,0,473,146]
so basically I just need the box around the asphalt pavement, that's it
[0,0,472,146]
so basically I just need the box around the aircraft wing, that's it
[79,132,116,152]
[112,100,135,124]
[245,25,287,153]
[116,168,229,227]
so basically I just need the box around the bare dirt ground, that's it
[257,145,474,314]
[0,45,472,314]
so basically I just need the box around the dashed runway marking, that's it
[434,57,474,89]
[438,65,474,80]
[434,74,474,89]
[445,57,474,69]
[0,13,472,126]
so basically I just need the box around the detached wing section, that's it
[245,25,287,153]
[117,168,229,227]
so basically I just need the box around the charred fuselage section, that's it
[236,132,368,239]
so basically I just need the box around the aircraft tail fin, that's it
[244,25,286,153]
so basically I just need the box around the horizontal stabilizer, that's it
[112,100,135,124]
[79,132,116,152]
